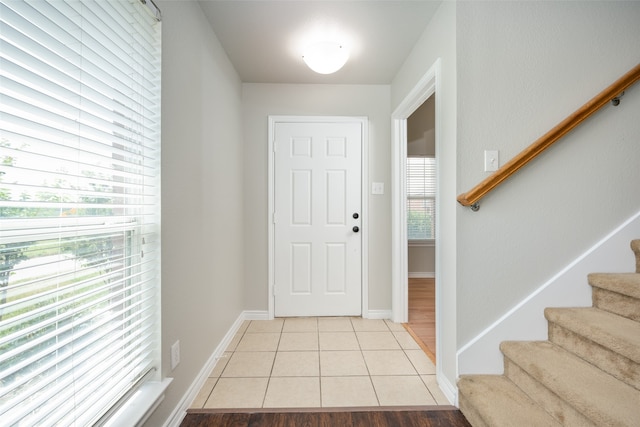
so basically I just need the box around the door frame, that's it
[391,59,441,350]
[268,116,369,319]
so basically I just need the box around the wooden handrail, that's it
[457,63,640,209]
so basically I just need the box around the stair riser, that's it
[458,395,490,427]
[592,288,640,322]
[459,241,640,427]
[631,239,640,273]
[503,358,596,426]
[548,323,640,391]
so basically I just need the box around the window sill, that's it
[103,378,173,427]
[408,239,435,247]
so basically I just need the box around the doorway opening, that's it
[405,95,436,362]
[391,59,441,365]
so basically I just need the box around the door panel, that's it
[274,121,362,317]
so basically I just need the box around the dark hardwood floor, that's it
[181,408,471,427]
[404,278,436,363]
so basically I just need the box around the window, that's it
[407,156,436,241]
[0,1,161,425]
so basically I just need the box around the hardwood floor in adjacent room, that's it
[404,278,436,363]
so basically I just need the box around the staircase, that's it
[458,240,640,426]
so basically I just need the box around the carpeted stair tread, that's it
[588,272,640,299]
[545,307,640,364]
[500,341,640,426]
[458,375,561,427]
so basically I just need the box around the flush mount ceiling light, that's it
[302,41,349,74]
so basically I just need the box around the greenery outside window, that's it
[407,156,436,242]
[0,1,161,424]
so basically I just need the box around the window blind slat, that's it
[0,269,153,368]
[2,9,156,149]
[0,285,156,420]
[0,258,147,333]
[0,0,161,424]
[5,1,160,117]
[407,157,436,240]
[0,114,156,166]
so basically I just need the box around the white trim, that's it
[457,209,640,376]
[391,58,447,400]
[267,116,369,319]
[437,374,458,406]
[391,62,441,317]
[243,310,270,320]
[162,312,250,427]
[391,116,409,322]
[104,378,172,427]
[366,309,393,320]
[361,120,370,318]
[391,60,440,324]
[408,272,435,279]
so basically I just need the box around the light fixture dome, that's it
[302,41,349,74]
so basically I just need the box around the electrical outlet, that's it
[170,340,180,370]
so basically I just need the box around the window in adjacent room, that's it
[0,1,162,424]
[407,156,436,241]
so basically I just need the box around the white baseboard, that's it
[437,368,458,406]
[163,310,258,427]
[457,209,640,376]
[365,309,392,320]
[408,272,435,279]
[242,310,269,320]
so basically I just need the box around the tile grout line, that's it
[394,324,440,405]
[202,319,250,408]
[198,317,441,410]
[316,318,324,407]
[352,317,382,407]
[261,319,285,408]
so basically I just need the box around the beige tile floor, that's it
[190,317,450,409]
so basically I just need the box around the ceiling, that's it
[197,1,442,84]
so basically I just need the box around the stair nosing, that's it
[545,307,640,363]
[501,341,640,426]
[588,272,640,299]
[458,375,561,427]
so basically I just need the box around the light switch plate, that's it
[372,182,384,195]
[484,150,499,172]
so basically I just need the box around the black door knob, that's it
[353,213,359,219]
[353,226,359,233]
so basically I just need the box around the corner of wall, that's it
[161,311,267,427]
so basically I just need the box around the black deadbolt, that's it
[353,213,359,219]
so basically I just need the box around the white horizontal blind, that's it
[407,156,436,240]
[0,1,161,425]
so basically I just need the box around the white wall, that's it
[146,2,245,425]
[408,245,435,277]
[146,2,640,422]
[391,0,457,393]
[242,84,391,313]
[455,1,640,346]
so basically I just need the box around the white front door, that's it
[273,119,363,317]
